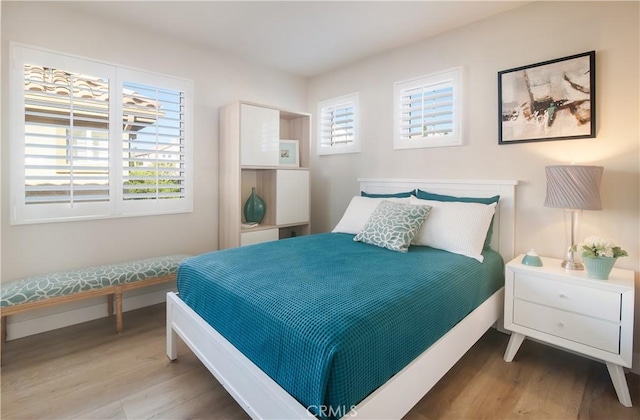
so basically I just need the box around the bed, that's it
[167,178,518,419]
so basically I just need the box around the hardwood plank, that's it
[578,362,640,420]
[1,307,202,419]
[407,330,530,419]
[149,380,250,420]
[120,366,218,419]
[73,401,127,420]
[1,304,638,420]
[406,332,638,420]
[510,343,586,419]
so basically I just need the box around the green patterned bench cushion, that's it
[1,255,192,308]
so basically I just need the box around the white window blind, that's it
[10,44,193,224]
[394,67,462,149]
[317,93,360,155]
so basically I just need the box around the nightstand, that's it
[503,255,635,407]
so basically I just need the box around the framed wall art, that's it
[279,140,299,167]
[498,51,595,144]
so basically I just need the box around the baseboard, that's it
[5,282,175,341]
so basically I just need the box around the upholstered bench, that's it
[0,254,191,341]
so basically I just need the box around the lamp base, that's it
[562,260,584,270]
[561,209,584,271]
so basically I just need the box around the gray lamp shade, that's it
[545,165,603,210]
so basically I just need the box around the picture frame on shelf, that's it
[279,140,299,167]
[498,51,595,144]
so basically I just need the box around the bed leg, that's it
[166,296,177,361]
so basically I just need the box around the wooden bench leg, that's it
[114,288,123,334]
[1,316,4,365]
[107,294,114,317]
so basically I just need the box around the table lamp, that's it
[544,165,603,270]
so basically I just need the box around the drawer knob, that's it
[557,322,564,328]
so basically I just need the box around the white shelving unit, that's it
[219,102,311,249]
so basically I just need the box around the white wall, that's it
[308,1,639,366]
[1,1,307,336]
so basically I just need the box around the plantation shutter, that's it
[320,102,354,147]
[23,64,111,205]
[317,93,359,155]
[399,81,454,140]
[12,44,193,224]
[121,82,186,201]
[393,67,462,150]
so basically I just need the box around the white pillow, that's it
[409,196,496,262]
[332,196,410,234]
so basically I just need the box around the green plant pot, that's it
[583,256,617,280]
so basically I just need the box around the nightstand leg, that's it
[504,332,525,362]
[605,362,632,407]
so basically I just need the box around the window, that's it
[317,93,359,155]
[10,44,193,224]
[394,67,462,149]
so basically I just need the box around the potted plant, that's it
[578,236,628,280]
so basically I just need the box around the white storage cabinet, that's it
[219,102,311,249]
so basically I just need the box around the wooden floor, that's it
[1,304,638,420]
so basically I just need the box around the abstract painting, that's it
[498,51,595,144]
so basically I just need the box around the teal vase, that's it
[583,256,617,280]
[243,187,265,224]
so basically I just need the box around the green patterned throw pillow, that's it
[354,200,432,252]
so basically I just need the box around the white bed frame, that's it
[167,178,518,419]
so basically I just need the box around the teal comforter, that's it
[177,233,504,418]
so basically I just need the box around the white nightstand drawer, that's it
[513,299,620,354]
[514,273,621,322]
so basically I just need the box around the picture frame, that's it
[498,51,595,144]
[279,140,299,167]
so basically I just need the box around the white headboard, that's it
[358,178,518,262]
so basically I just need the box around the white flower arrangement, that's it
[579,236,628,259]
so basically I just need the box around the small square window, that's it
[394,67,463,149]
[317,93,359,155]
